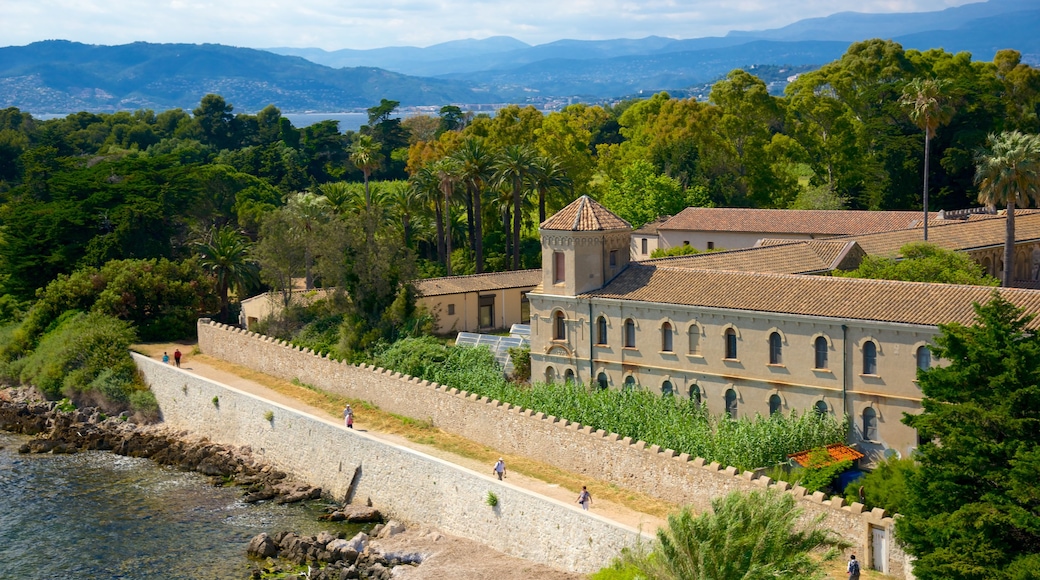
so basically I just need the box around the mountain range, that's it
[1,0,1037,114]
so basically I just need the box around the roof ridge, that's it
[572,196,589,231]
[416,268,540,283]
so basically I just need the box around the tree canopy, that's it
[899,294,1040,579]
[620,489,846,580]
[835,242,999,286]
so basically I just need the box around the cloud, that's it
[1,0,977,50]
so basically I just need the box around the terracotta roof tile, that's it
[632,215,671,235]
[833,211,1040,257]
[583,264,1040,328]
[415,269,541,297]
[540,196,631,231]
[644,240,864,274]
[660,208,945,236]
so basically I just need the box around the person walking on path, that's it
[493,458,506,480]
[847,554,860,579]
[577,486,592,510]
[343,405,354,429]
[173,349,182,367]
[162,352,170,364]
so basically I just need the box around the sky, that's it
[3,0,978,51]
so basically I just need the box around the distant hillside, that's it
[444,40,850,99]
[0,41,498,113]
[726,0,1034,42]
[3,0,1037,114]
[261,0,1038,101]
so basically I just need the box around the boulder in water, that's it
[247,533,278,558]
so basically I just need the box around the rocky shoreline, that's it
[0,388,434,579]
[0,390,325,504]
[247,522,426,580]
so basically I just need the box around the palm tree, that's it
[530,155,572,224]
[384,180,425,249]
[623,489,846,580]
[317,181,363,216]
[349,134,384,213]
[433,158,463,276]
[493,144,537,270]
[454,137,494,273]
[900,78,955,241]
[411,164,447,266]
[975,131,1040,287]
[195,226,260,323]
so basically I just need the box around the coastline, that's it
[0,387,586,579]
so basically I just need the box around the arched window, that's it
[662,380,674,396]
[863,407,878,441]
[596,372,608,390]
[661,322,673,352]
[623,375,636,390]
[814,336,828,370]
[554,311,566,341]
[564,369,575,384]
[916,346,931,371]
[545,366,556,384]
[688,324,701,355]
[769,394,782,416]
[769,332,783,365]
[725,388,738,419]
[724,328,738,359]
[596,316,608,345]
[690,384,701,405]
[815,400,829,416]
[863,341,877,375]
[624,319,636,348]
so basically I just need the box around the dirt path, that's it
[138,344,658,578]
[138,343,889,580]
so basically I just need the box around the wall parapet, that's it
[196,319,914,578]
[133,352,641,574]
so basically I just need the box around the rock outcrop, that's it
[247,529,424,580]
[0,392,322,504]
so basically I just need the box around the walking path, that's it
[138,344,665,535]
[137,344,884,580]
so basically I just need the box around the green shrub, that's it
[18,312,141,408]
[129,389,160,420]
[485,491,498,507]
[508,345,531,382]
[373,336,449,379]
[292,312,346,355]
[799,447,853,493]
[845,456,916,513]
[589,561,642,580]
[15,258,218,348]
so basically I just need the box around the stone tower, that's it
[539,196,632,296]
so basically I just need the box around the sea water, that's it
[0,430,362,579]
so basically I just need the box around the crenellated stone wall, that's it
[197,319,914,578]
[133,352,643,574]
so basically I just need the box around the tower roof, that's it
[540,196,631,232]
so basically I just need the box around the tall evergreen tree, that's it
[899,293,1040,579]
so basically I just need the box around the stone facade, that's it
[134,351,642,574]
[196,320,913,577]
[528,294,933,463]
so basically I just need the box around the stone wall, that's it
[133,353,641,574]
[197,319,914,578]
